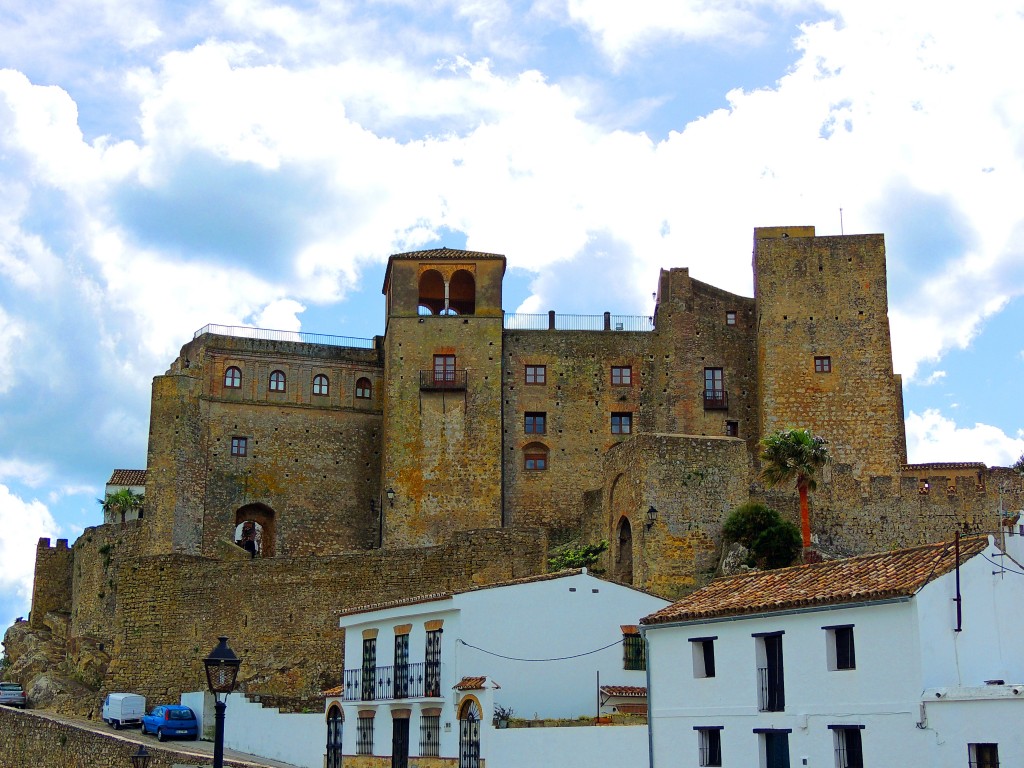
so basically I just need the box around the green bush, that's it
[548,540,608,572]
[722,503,800,569]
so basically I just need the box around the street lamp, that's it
[203,636,241,768]
[129,745,151,768]
[646,505,658,530]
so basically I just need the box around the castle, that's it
[19,225,1022,710]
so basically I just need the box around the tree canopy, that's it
[722,502,801,569]
[759,428,830,549]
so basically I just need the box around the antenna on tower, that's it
[839,208,844,235]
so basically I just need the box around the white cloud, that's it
[0,485,60,610]
[906,409,1024,467]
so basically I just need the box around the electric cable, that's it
[457,637,624,662]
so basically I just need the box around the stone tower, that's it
[753,226,907,477]
[380,248,507,547]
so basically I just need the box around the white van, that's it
[102,693,146,729]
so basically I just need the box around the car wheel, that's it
[157,728,165,742]
[113,720,121,730]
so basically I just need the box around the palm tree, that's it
[99,488,145,524]
[759,428,830,550]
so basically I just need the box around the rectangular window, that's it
[611,412,633,435]
[611,366,632,386]
[525,365,546,385]
[725,420,739,437]
[357,715,374,755]
[831,726,864,768]
[755,632,785,712]
[815,355,832,373]
[697,727,723,767]
[434,354,456,385]
[623,631,645,671]
[726,310,737,325]
[524,451,548,470]
[824,625,856,671]
[690,637,716,678]
[704,368,727,409]
[230,437,248,457]
[420,714,440,757]
[969,743,1000,768]
[525,412,546,434]
[759,730,791,768]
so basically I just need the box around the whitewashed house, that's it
[642,534,1024,768]
[323,569,669,768]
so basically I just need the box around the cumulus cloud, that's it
[0,485,60,618]
[906,410,1024,467]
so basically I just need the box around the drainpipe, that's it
[641,626,655,768]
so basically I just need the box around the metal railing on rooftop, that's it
[504,312,654,332]
[193,324,376,349]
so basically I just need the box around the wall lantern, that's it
[386,488,396,506]
[129,745,151,768]
[646,506,658,530]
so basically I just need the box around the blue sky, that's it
[2,0,1023,631]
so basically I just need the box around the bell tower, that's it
[380,248,506,547]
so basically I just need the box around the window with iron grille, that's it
[525,365,546,385]
[357,715,374,755]
[623,631,645,670]
[270,369,286,392]
[824,625,856,671]
[425,629,442,697]
[697,727,723,767]
[831,726,864,768]
[420,714,440,757]
[969,743,999,768]
[611,366,632,386]
[361,637,377,701]
[394,633,410,698]
[525,412,546,434]
[611,412,632,435]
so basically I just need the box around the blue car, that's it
[141,705,199,741]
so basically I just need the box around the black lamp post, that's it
[203,636,241,768]
[129,745,151,768]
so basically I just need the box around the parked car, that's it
[0,683,26,708]
[102,692,146,729]
[141,705,199,741]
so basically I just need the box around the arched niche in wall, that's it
[448,269,476,315]
[234,503,276,557]
[615,515,634,586]
[418,269,446,315]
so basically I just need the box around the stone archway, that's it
[234,503,276,557]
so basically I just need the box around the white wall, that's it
[486,724,649,768]
[925,691,1024,768]
[182,691,326,768]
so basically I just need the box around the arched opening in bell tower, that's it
[234,503,276,557]
[418,270,446,315]
[448,269,476,315]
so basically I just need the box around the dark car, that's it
[0,683,26,708]
[141,705,198,741]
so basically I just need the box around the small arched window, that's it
[313,374,329,396]
[225,366,242,389]
[524,442,549,471]
[269,370,286,392]
[355,377,372,399]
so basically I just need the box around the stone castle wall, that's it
[106,527,547,705]
[29,538,72,630]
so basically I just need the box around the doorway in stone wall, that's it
[234,503,276,557]
[615,516,634,585]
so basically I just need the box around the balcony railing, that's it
[193,324,375,349]
[504,312,654,332]
[420,370,468,391]
[757,666,784,712]
[703,389,728,410]
[342,662,442,702]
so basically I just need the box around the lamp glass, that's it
[129,745,151,768]
[204,636,241,694]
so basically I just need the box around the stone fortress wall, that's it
[21,225,1022,710]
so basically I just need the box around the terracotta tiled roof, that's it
[390,247,505,261]
[453,676,489,691]
[107,469,147,486]
[641,537,990,626]
[600,685,647,698]
[321,685,345,697]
